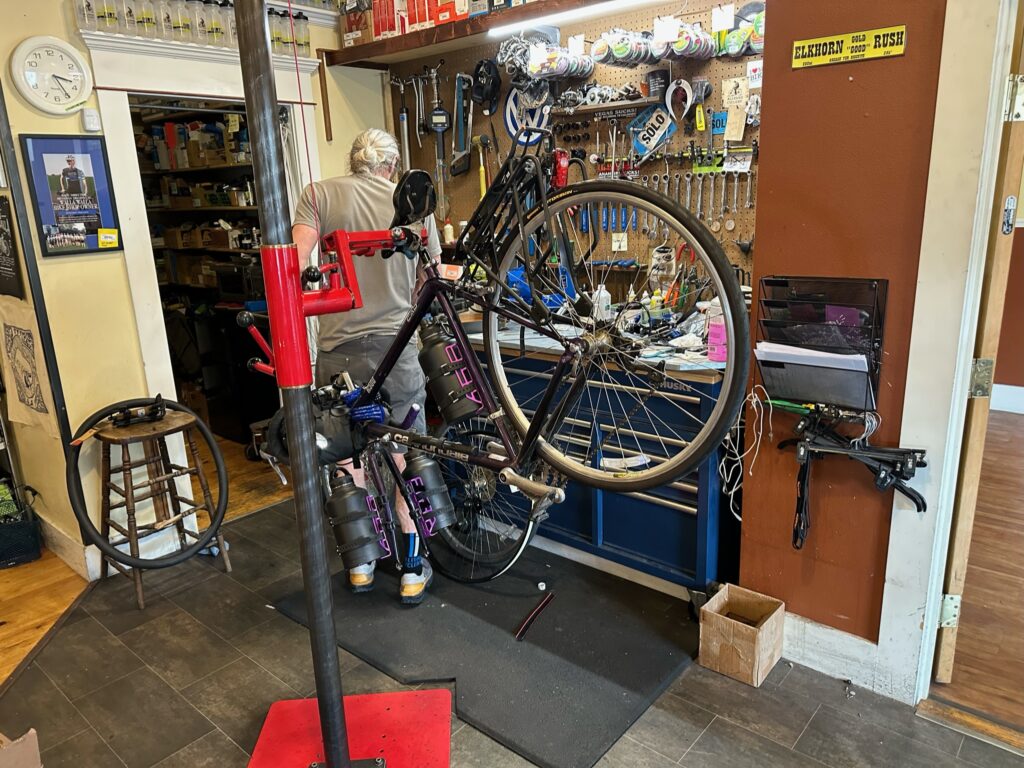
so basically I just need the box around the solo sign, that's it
[792,25,906,69]
[628,105,677,156]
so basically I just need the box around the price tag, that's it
[628,105,677,156]
[711,3,735,33]
[653,16,681,45]
[227,113,240,133]
[567,34,585,57]
[611,232,628,252]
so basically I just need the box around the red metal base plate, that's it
[248,689,452,768]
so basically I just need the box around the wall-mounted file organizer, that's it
[754,276,888,412]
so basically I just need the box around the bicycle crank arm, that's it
[498,468,566,507]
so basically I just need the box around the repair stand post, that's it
[234,2,351,766]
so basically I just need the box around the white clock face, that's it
[11,37,94,115]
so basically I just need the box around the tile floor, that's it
[1,503,1022,768]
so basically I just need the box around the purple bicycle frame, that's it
[355,260,576,472]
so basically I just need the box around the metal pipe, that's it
[233,2,350,766]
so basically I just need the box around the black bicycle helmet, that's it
[471,58,502,116]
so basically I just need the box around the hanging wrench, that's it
[707,170,716,221]
[684,172,693,210]
[696,174,705,220]
[719,172,728,219]
[672,173,681,206]
[662,173,671,240]
[732,170,741,213]
[650,174,661,239]
[641,175,650,235]
[745,170,755,209]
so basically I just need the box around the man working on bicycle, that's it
[292,128,442,605]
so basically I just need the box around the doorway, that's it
[927,228,1024,744]
[128,94,290,522]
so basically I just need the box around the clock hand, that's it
[52,76,71,99]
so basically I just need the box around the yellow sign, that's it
[97,228,119,249]
[792,25,906,69]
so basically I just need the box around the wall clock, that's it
[9,36,94,116]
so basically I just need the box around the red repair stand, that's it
[250,691,453,768]
[245,240,452,768]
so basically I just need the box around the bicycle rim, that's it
[482,180,750,492]
[425,424,539,583]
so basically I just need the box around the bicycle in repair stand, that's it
[243,128,750,585]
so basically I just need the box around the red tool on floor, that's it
[234,1,452,765]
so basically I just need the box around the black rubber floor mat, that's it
[273,516,697,768]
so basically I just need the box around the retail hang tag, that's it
[628,105,677,156]
[747,58,764,88]
[612,232,628,252]
[711,3,735,33]
[722,77,749,108]
[227,113,240,133]
[725,106,746,142]
[653,15,681,45]
[722,153,752,173]
[567,34,585,57]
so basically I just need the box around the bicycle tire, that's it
[482,179,750,492]
[423,424,539,583]
[66,398,229,570]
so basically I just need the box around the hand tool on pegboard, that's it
[390,77,412,172]
[424,61,451,220]
[451,72,474,177]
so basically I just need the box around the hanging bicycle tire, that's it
[66,398,229,570]
[482,179,750,492]
[420,421,544,583]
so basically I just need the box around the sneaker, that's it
[400,559,433,605]
[348,561,376,593]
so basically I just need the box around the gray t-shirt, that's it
[292,174,442,352]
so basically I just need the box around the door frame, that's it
[930,10,1024,686]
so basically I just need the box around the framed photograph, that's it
[0,195,25,298]
[19,134,120,257]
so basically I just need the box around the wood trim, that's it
[934,9,1024,683]
[325,0,592,66]
[317,48,333,143]
[918,699,1024,752]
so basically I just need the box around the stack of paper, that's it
[754,342,873,409]
[754,342,868,371]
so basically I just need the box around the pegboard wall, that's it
[386,1,761,276]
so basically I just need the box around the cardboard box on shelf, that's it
[200,227,238,248]
[469,0,487,16]
[373,0,408,38]
[699,584,784,688]
[163,227,194,249]
[432,0,467,25]
[186,139,205,169]
[408,0,432,29]
[343,0,373,46]
[169,195,196,210]
[0,730,41,768]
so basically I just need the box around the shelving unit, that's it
[141,163,253,174]
[146,206,260,213]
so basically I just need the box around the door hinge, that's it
[1003,74,1024,121]
[968,358,995,398]
[939,594,961,628]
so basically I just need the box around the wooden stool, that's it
[96,411,232,609]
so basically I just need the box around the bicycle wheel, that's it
[423,421,543,583]
[482,179,749,492]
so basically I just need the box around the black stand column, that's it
[233,2,351,766]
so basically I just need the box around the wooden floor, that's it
[0,436,290,687]
[192,435,293,526]
[930,410,1024,734]
[0,549,87,684]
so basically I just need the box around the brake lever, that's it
[259,449,288,486]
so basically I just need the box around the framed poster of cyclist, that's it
[19,134,120,256]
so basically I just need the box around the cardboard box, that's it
[432,0,467,24]
[468,0,487,15]
[373,0,408,38]
[344,0,373,43]
[408,0,431,29]
[200,227,238,248]
[0,730,41,768]
[699,584,784,687]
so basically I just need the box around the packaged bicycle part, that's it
[402,452,456,534]
[418,317,483,427]
[327,474,386,569]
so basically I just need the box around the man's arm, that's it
[293,223,319,265]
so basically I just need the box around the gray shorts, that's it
[316,335,426,434]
